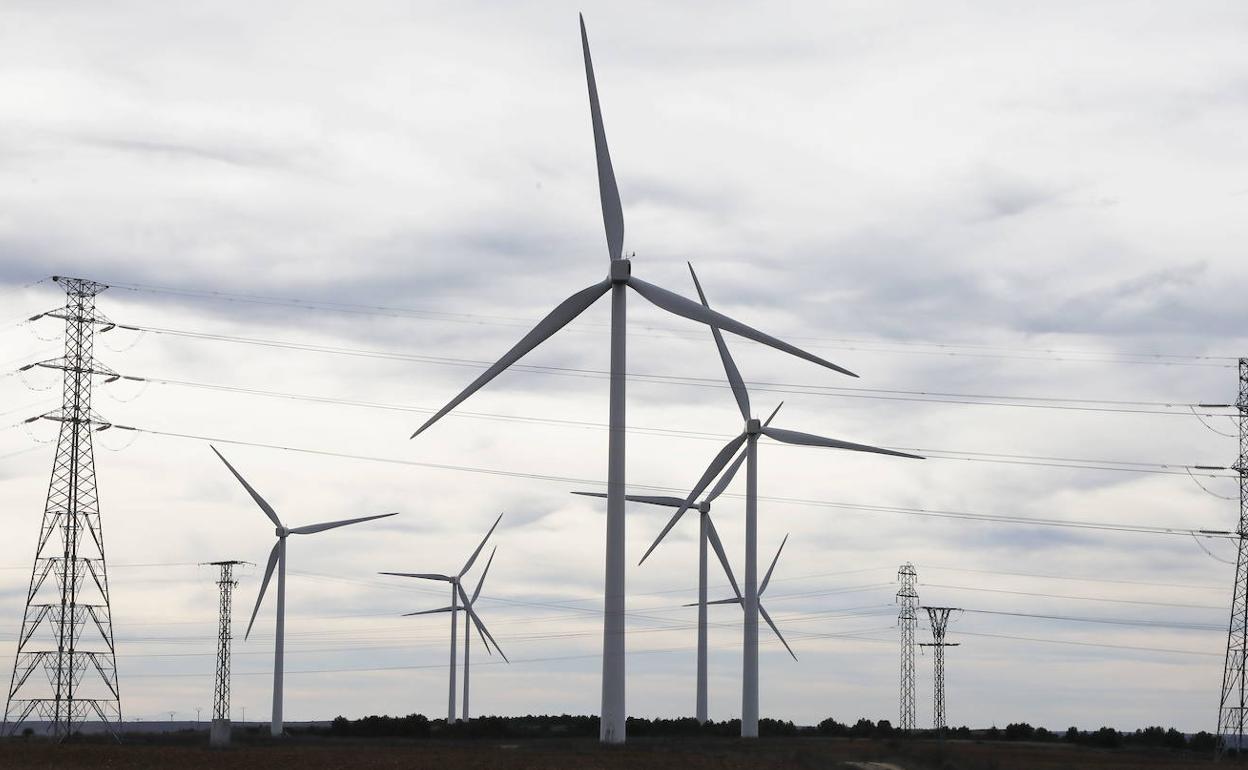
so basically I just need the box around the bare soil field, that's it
[0,736,1215,769]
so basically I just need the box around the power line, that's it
[956,630,1218,658]
[109,323,1237,416]
[109,425,1231,539]
[922,583,1223,610]
[962,607,1221,632]
[919,564,1221,592]
[116,373,1234,476]
[105,278,1241,367]
[43,573,1220,638]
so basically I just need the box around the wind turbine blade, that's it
[763,402,783,426]
[704,515,742,600]
[761,426,924,460]
[572,491,686,508]
[579,14,624,261]
[412,279,612,437]
[760,604,798,661]
[625,494,688,507]
[627,276,857,377]
[458,583,507,663]
[211,445,282,528]
[705,597,743,606]
[460,513,504,577]
[402,606,455,617]
[688,263,750,421]
[471,546,497,603]
[289,512,398,535]
[472,619,494,657]
[759,534,789,596]
[245,541,280,640]
[379,572,453,582]
[638,432,747,565]
[705,448,746,503]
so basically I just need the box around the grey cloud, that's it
[78,134,300,171]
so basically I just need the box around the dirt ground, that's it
[0,736,1216,770]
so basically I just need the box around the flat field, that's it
[0,736,1215,769]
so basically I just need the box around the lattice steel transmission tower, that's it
[206,560,245,747]
[920,606,960,731]
[3,277,122,740]
[897,563,919,732]
[1217,358,1248,759]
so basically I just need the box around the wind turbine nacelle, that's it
[609,259,631,282]
[746,418,762,435]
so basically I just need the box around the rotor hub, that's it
[746,418,761,435]
[697,501,710,514]
[275,527,288,538]
[609,258,631,283]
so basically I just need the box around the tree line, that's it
[310,713,1217,752]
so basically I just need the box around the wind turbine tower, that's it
[897,563,919,732]
[205,560,247,747]
[920,606,961,731]
[3,276,122,740]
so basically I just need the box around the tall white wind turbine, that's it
[380,514,507,722]
[211,446,398,737]
[409,16,857,744]
[639,265,924,737]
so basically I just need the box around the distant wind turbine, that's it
[211,446,397,737]
[409,15,856,744]
[639,264,924,737]
[380,514,507,722]
[572,402,784,724]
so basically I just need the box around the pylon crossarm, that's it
[9,654,43,693]
[17,607,51,647]
[85,653,119,698]
[85,606,113,645]
[85,561,107,596]
[35,528,58,557]
[3,700,39,735]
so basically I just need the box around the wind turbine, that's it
[409,16,857,744]
[571,403,784,725]
[639,265,924,737]
[210,446,398,737]
[380,513,507,722]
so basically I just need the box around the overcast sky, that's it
[2,1,1247,733]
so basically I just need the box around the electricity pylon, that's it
[206,560,246,746]
[3,277,122,740]
[897,563,919,732]
[1217,358,1248,759]
[920,606,960,731]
